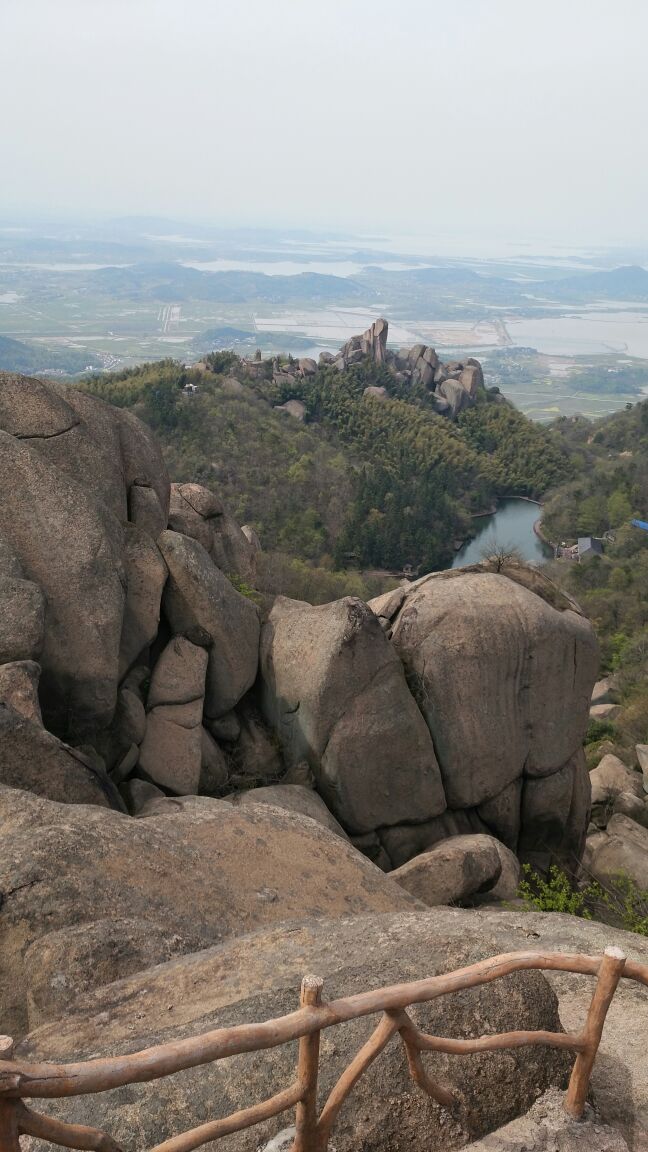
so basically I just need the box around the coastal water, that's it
[452,498,552,568]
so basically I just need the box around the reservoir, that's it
[452,498,552,569]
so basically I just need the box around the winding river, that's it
[452,498,552,569]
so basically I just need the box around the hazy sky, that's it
[1,0,647,246]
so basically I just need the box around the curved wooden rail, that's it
[0,946,641,1152]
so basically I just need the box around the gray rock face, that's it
[147,635,208,709]
[465,1088,628,1152]
[636,743,648,793]
[260,595,446,833]
[139,700,204,795]
[159,530,260,719]
[612,790,648,829]
[0,785,416,1036]
[0,575,45,663]
[199,726,229,793]
[18,911,569,1152]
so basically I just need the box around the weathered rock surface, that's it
[590,702,622,722]
[24,917,199,1030]
[0,574,45,663]
[118,524,168,677]
[637,744,648,793]
[389,571,598,805]
[0,786,416,1036]
[0,428,126,737]
[612,790,648,829]
[138,637,208,793]
[591,676,616,705]
[19,911,569,1152]
[260,595,446,833]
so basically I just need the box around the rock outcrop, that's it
[266,319,486,421]
[0,372,598,884]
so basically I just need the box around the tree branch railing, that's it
[0,946,643,1152]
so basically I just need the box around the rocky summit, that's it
[2,367,636,1151]
[251,317,488,419]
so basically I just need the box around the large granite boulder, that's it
[370,566,598,871]
[18,911,569,1152]
[0,373,170,741]
[0,786,415,1036]
[260,595,446,834]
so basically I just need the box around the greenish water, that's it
[452,498,552,569]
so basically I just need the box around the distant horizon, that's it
[1,214,648,267]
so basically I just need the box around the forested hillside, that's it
[543,399,648,750]
[81,350,573,580]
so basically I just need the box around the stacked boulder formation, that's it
[0,371,598,880]
[267,318,485,418]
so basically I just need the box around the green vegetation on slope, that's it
[81,352,573,576]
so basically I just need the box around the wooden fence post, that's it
[564,946,626,1119]
[0,1037,20,1152]
[292,976,324,1152]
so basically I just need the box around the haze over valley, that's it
[2,218,648,420]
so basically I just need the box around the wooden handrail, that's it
[0,947,643,1152]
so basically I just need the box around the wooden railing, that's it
[1,946,646,1152]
